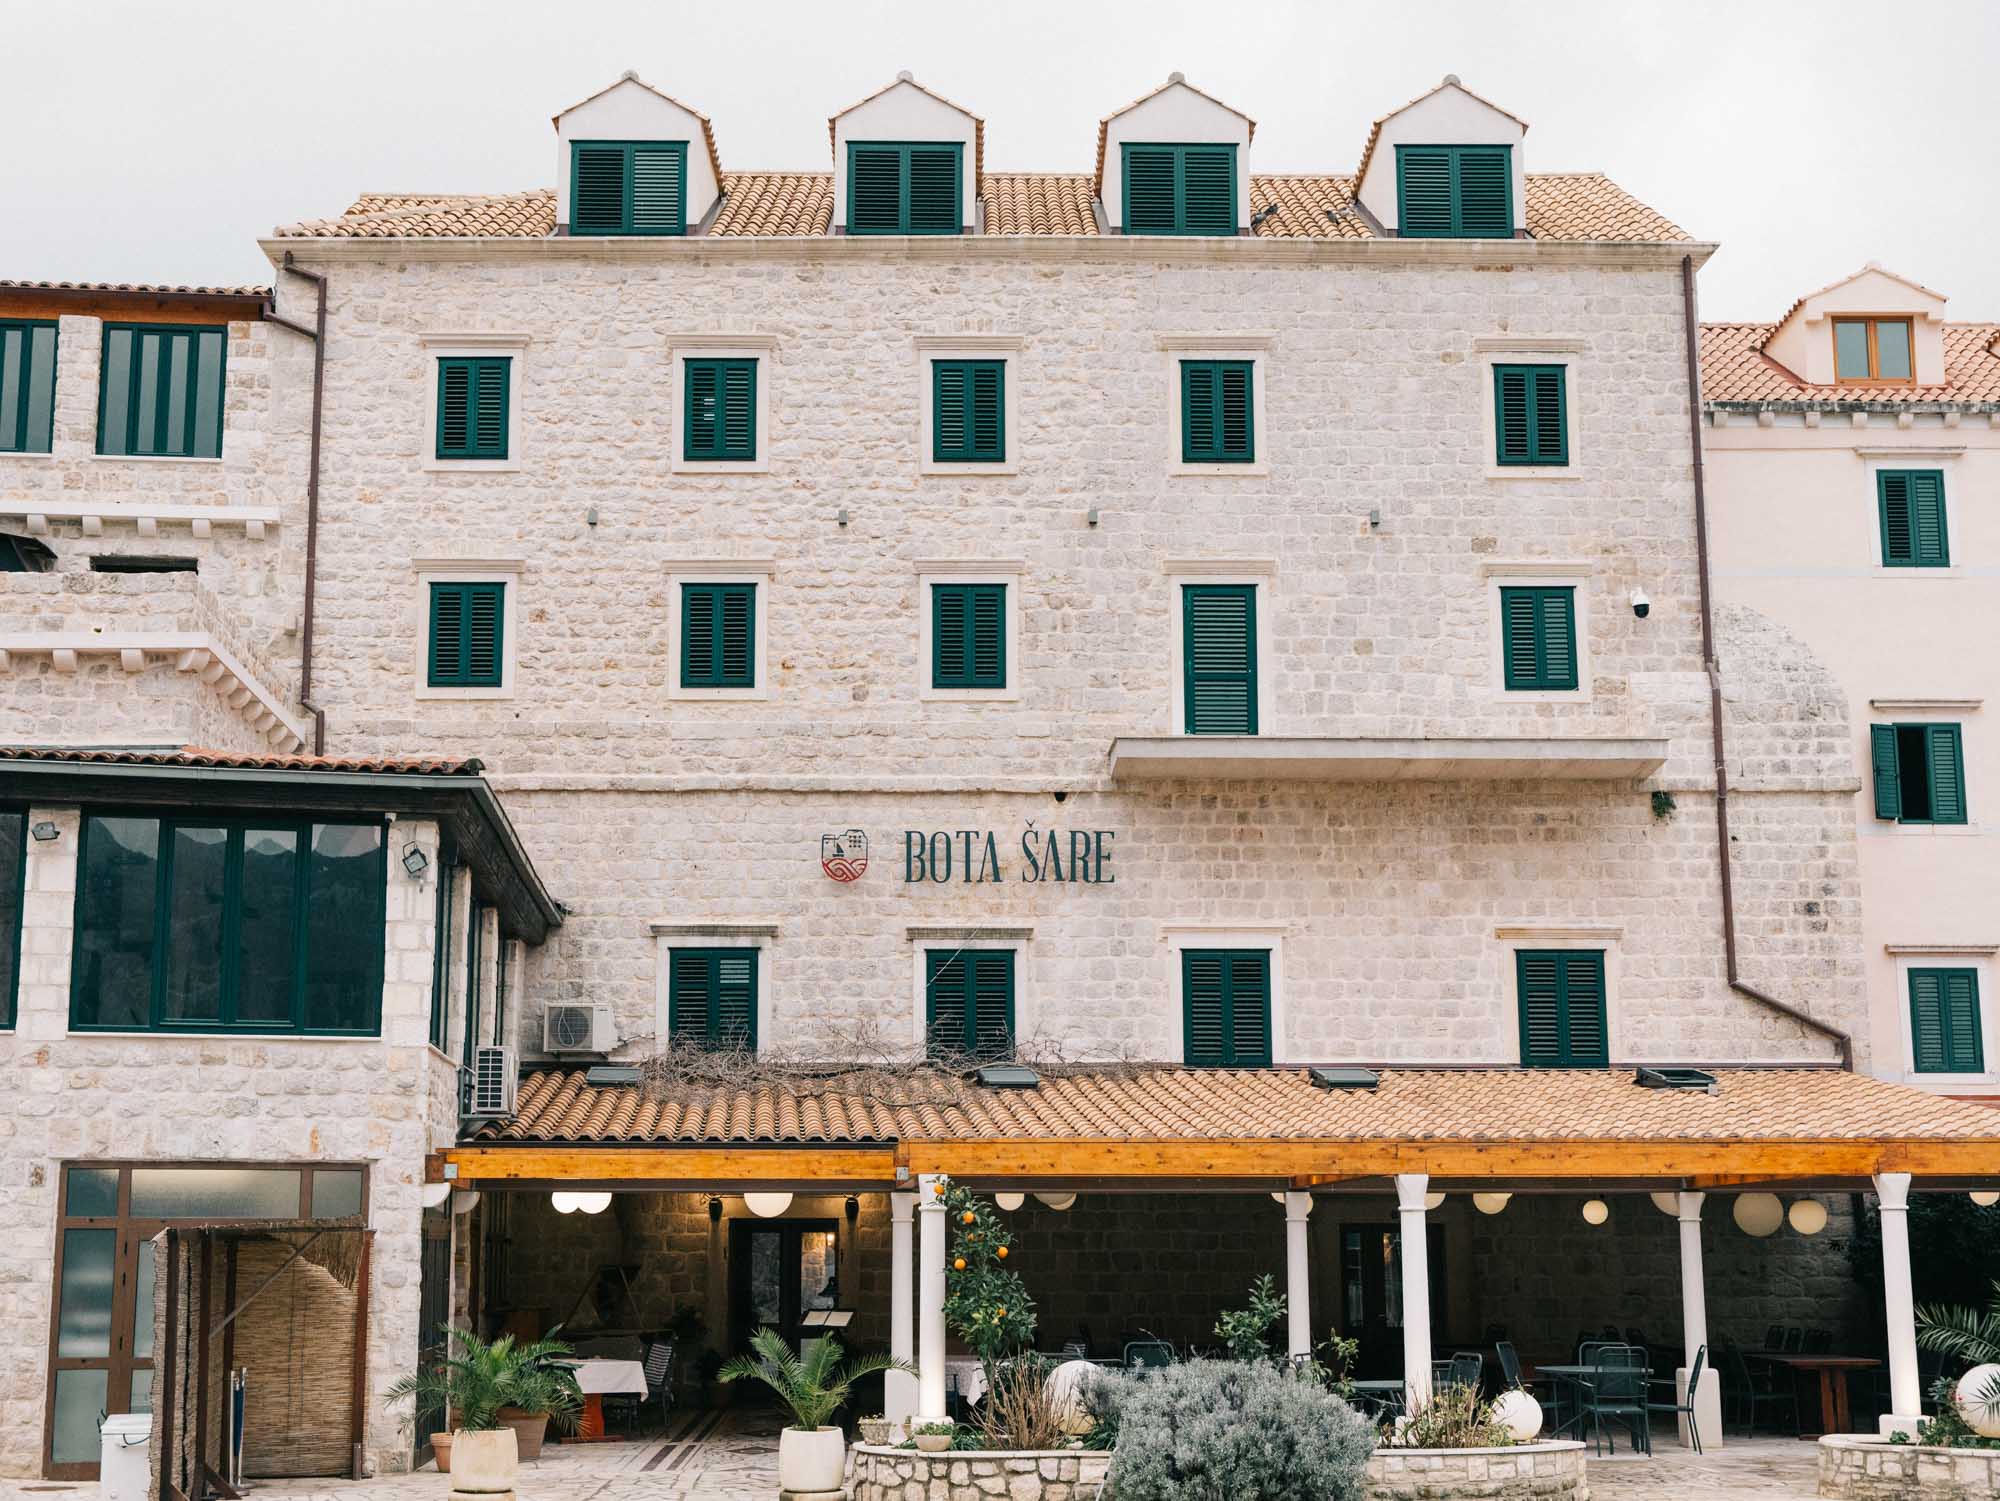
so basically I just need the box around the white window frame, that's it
[905,927,1032,1054]
[1480,560,1593,702]
[1864,708,1982,837]
[1163,560,1278,736]
[420,334,530,474]
[1493,924,1625,1067]
[1159,333,1273,478]
[665,560,775,702]
[1856,449,1963,577]
[1889,947,1998,1089]
[414,558,523,701]
[1162,925,1290,1067]
[915,560,1024,702]
[1474,337,1584,481]
[667,334,777,475]
[650,922,779,1055]
[915,336,1022,476]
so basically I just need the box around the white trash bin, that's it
[99,1412,152,1501]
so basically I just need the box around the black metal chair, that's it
[1764,1324,1785,1352]
[643,1339,677,1431]
[1783,1327,1805,1353]
[1577,1345,1650,1455]
[1124,1340,1175,1370]
[1647,1344,1706,1453]
[1723,1342,1800,1437]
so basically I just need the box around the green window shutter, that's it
[570,141,687,235]
[1871,724,1902,820]
[1493,364,1566,465]
[684,358,756,462]
[926,949,1015,1059]
[1927,724,1967,825]
[848,145,904,232]
[681,582,756,688]
[1122,144,1238,234]
[0,319,58,454]
[1182,949,1271,1066]
[1517,950,1608,1067]
[1395,146,1454,236]
[846,143,962,234]
[1878,471,1948,567]
[435,357,510,460]
[1500,586,1578,691]
[1910,968,1982,1073]
[1123,145,1178,233]
[428,582,505,688]
[1454,147,1512,237]
[669,949,759,1050]
[1181,360,1254,463]
[1183,584,1257,734]
[907,145,961,233]
[1180,146,1236,233]
[572,144,628,232]
[1396,144,1513,238]
[932,583,1006,689]
[629,144,688,233]
[97,324,226,458]
[931,360,1005,462]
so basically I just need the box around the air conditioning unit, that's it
[469,1045,518,1117]
[544,1003,618,1055]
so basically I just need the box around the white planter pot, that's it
[448,1428,518,1494]
[778,1426,846,1492]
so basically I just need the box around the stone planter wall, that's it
[850,1443,1109,1501]
[1818,1434,2000,1499]
[1366,1440,1587,1499]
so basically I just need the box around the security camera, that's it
[1630,589,1651,620]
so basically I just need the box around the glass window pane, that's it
[237,829,298,1024]
[0,810,22,1022]
[749,1232,781,1326]
[74,816,160,1029]
[0,328,19,448]
[193,330,224,457]
[135,333,161,454]
[65,1166,120,1217]
[311,1168,364,1220]
[130,1167,301,1220]
[1834,321,1871,380]
[302,825,383,1033]
[165,335,190,455]
[801,1230,836,1310]
[163,826,226,1022]
[51,1368,109,1464]
[26,325,56,448]
[129,1367,153,1414]
[100,328,132,454]
[133,1237,157,1359]
[1876,320,1912,381]
[56,1228,116,1356]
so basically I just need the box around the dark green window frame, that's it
[96,323,226,458]
[1394,143,1514,238]
[1499,586,1579,692]
[680,581,757,689]
[931,583,1006,690]
[668,947,758,1050]
[683,357,757,462]
[69,812,387,1036]
[0,319,57,453]
[1493,364,1567,466]
[931,359,1005,463]
[1516,949,1609,1067]
[925,949,1015,1060]
[1180,359,1254,464]
[1909,968,1983,1074]
[435,357,510,461]
[568,140,689,236]
[1872,723,1967,825]
[0,809,23,1028]
[427,581,506,689]
[428,847,456,1053]
[1878,470,1949,567]
[1121,143,1238,235]
[1182,949,1272,1067]
[1182,583,1258,735]
[845,142,963,234]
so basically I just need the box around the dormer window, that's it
[1834,317,1913,384]
[846,143,962,234]
[1122,144,1236,235]
[1395,144,1512,238]
[569,140,688,235]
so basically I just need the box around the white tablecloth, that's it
[571,1357,648,1396]
[945,1358,986,1404]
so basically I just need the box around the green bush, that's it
[1106,1358,1375,1501]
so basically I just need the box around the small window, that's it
[932,360,1004,463]
[1909,968,1983,1073]
[0,319,57,453]
[0,810,22,1028]
[1493,365,1567,466]
[1122,144,1237,235]
[1499,586,1578,692]
[1180,360,1254,464]
[1871,723,1966,825]
[1834,317,1914,383]
[570,140,688,236]
[1517,950,1608,1067]
[90,556,197,574]
[428,581,506,688]
[1182,949,1272,1066]
[847,142,962,234]
[1182,584,1257,734]
[1395,144,1513,238]
[925,949,1014,1060]
[684,358,757,463]
[932,583,1006,690]
[668,948,757,1050]
[435,357,509,461]
[97,324,226,458]
[1878,470,1948,567]
[681,582,756,689]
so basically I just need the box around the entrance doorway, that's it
[1341,1222,1447,1377]
[729,1219,839,1352]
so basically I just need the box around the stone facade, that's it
[1366,1441,1586,1499]
[849,1443,1109,1501]
[1817,1434,2000,1499]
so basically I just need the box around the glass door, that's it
[1340,1222,1447,1380]
[730,1220,840,1353]
[45,1169,157,1479]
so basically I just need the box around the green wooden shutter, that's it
[681,582,756,688]
[1517,950,1608,1067]
[1225,951,1272,1065]
[1123,145,1178,233]
[926,951,967,1058]
[1910,968,1983,1073]
[848,145,904,232]
[1123,144,1237,234]
[1396,146,1454,236]
[0,320,57,454]
[97,324,226,458]
[1500,587,1578,691]
[1181,950,1271,1066]
[1180,146,1236,233]
[925,950,1015,1059]
[428,582,504,687]
[436,357,509,460]
[1494,365,1566,465]
[1454,147,1513,237]
[906,145,961,233]
[1397,144,1512,238]
[1879,471,1948,567]
[1927,724,1967,824]
[629,144,688,233]
[572,143,628,233]
[970,952,1015,1059]
[932,360,1005,462]
[669,949,758,1050]
[1181,360,1254,463]
[1870,725,1902,820]
[847,143,962,234]
[1183,584,1257,734]
[684,359,756,461]
[570,141,687,235]
[1183,951,1227,1066]
[932,583,1006,689]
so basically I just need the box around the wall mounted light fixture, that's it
[401,843,431,879]
[30,821,60,843]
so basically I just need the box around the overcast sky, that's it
[6,0,1996,321]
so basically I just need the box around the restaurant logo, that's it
[820,829,869,883]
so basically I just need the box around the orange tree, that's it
[938,1179,1036,1367]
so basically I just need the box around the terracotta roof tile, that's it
[0,278,269,298]
[275,190,558,239]
[982,174,1097,236]
[1701,322,2000,404]
[0,745,480,775]
[1523,173,1687,242]
[1250,176,1371,239]
[709,173,833,236]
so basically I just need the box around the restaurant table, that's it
[1752,1352,1880,1436]
[1532,1363,1656,1442]
[566,1357,649,1440]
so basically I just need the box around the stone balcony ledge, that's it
[1108,735,1669,781]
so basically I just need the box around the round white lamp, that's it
[744,1191,794,1219]
[1972,1191,2000,1208]
[1649,1192,1681,1217]
[1581,1199,1610,1226]
[1955,1364,2000,1439]
[573,1191,612,1215]
[995,1192,1025,1211]
[1424,1192,1446,1211]
[1787,1198,1828,1236]
[1045,1360,1101,1436]
[1270,1192,1286,1204]
[451,1189,481,1215]
[1034,1192,1076,1211]
[1493,1387,1544,1441]
[1732,1193,1784,1237]
[551,1192,579,1214]
[1472,1192,1512,1216]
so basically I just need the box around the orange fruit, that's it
[962,1210,976,1224]
[996,1246,1009,1259]
[953,1257,967,1270]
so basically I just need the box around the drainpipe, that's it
[1680,254,1854,1069]
[266,252,329,754]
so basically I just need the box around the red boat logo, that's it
[821,830,869,883]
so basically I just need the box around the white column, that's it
[1875,1172,1923,1435]
[917,1174,949,1421]
[1676,1191,1724,1450]
[1395,1173,1433,1412]
[886,1191,917,1423]
[1284,1191,1314,1360]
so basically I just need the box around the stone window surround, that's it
[1479,560,1593,703]
[664,559,776,701]
[650,922,780,1052]
[914,335,1023,476]
[1473,336,1584,480]
[1855,448,1962,577]
[1158,333,1273,478]
[419,333,531,474]
[1887,945,1997,1088]
[667,334,778,474]
[1162,924,1290,1067]
[413,558,523,701]
[1493,923,1624,1067]
[1163,559,1278,737]
[914,559,1024,702]
[905,926,1032,1053]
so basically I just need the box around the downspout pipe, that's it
[1680,253,1855,1070]
[268,252,329,754]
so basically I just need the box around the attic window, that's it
[847,142,962,234]
[1309,1067,1379,1090]
[1122,144,1236,235]
[1394,144,1512,239]
[1634,1066,1717,1092]
[1834,317,1914,384]
[570,140,688,236]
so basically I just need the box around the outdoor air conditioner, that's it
[469,1045,518,1117]
[544,1003,618,1054]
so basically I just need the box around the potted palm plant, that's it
[719,1328,910,1493]
[385,1327,583,1476]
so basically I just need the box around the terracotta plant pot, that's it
[496,1407,551,1461]
[448,1427,519,1494]
[777,1426,848,1491]
[430,1432,454,1474]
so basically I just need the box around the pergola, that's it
[438,1064,2000,1441]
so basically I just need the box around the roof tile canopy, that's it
[0,745,480,775]
[1702,322,2000,405]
